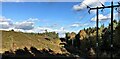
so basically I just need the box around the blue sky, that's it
[2,2,80,27]
[1,1,119,37]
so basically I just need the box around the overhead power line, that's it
[87,1,120,59]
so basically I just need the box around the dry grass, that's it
[1,30,62,53]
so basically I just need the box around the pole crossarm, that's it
[90,5,120,10]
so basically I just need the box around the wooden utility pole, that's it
[110,2,113,59]
[89,1,120,59]
[96,7,99,59]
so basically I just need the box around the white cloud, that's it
[70,23,88,27]
[91,12,118,21]
[27,18,39,21]
[26,18,46,22]
[15,21,34,30]
[0,16,11,22]
[0,16,13,29]
[73,0,107,11]
[107,12,118,20]
[73,4,84,11]
[91,14,110,21]
[71,23,81,27]
[38,27,54,32]
[0,22,11,29]
[0,16,35,31]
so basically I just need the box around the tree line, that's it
[63,20,120,58]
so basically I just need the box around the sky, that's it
[1,0,120,37]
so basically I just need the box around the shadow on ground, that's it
[2,46,81,59]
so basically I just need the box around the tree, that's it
[114,21,120,46]
[65,32,70,43]
[11,29,14,31]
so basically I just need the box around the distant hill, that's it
[1,30,62,53]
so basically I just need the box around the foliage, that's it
[64,20,120,58]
